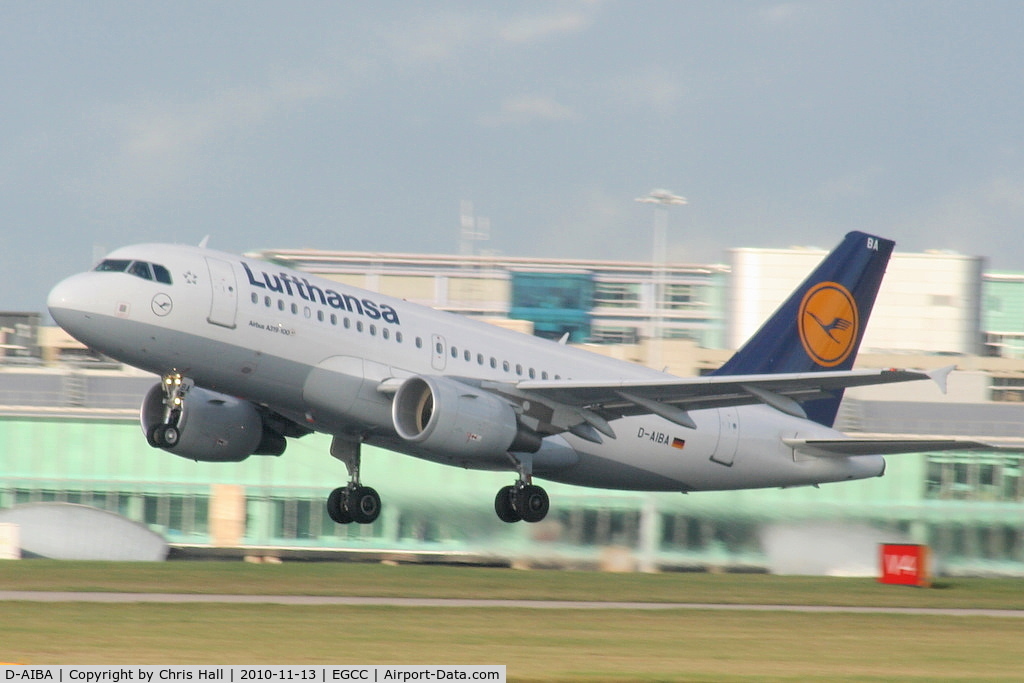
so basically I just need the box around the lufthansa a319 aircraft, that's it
[47,231,979,525]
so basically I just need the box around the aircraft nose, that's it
[47,273,95,333]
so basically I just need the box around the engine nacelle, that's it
[140,383,285,462]
[392,376,539,457]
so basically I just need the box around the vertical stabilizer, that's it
[713,231,894,426]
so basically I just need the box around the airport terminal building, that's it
[2,243,1023,574]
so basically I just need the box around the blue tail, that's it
[712,231,894,426]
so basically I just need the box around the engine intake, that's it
[392,376,539,457]
[140,383,285,462]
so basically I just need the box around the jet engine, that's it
[140,383,286,462]
[392,376,540,457]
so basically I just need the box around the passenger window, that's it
[515,364,523,376]
[542,371,549,380]
[502,361,510,372]
[250,293,258,304]
[152,264,173,284]
[264,296,272,307]
[477,353,484,365]
[464,350,471,362]
[356,321,364,332]
[369,324,376,336]
[416,337,423,348]
[127,261,153,280]
[382,328,390,340]
[528,368,536,379]
[451,346,458,358]
[330,314,337,325]
[277,299,285,311]
[490,358,497,369]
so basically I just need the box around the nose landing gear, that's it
[147,373,190,449]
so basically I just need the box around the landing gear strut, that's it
[326,436,381,525]
[147,373,189,448]
[494,455,549,523]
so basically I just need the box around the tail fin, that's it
[713,231,894,426]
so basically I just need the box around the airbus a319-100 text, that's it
[48,231,983,525]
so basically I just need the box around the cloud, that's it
[69,70,336,216]
[478,94,576,127]
[607,68,686,117]
[888,174,1024,264]
[380,13,484,67]
[379,3,600,68]
[815,166,885,202]
[498,8,594,44]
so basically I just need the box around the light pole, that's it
[635,189,687,371]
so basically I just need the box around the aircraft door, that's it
[710,406,740,466]
[431,334,447,371]
[205,257,238,329]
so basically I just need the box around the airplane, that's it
[47,231,986,525]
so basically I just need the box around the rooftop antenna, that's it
[459,200,490,257]
[458,201,491,312]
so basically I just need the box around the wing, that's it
[469,366,951,443]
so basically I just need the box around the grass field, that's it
[1,561,1023,681]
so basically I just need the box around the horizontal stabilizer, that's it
[783,437,1023,458]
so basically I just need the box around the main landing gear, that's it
[494,483,550,523]
[147,373,189,448]
[494,455,549,523]
[326,436,381,525]
[323,438,549,526]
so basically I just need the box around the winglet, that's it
[198,235,210,248]
[926,365,956,395]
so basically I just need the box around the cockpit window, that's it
[152,264,173,284]
[93,259,173,284]
[128,261,153,280]
[95,259,131,273]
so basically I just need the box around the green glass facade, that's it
[983,272,1024,359]
[2,413,1022,573]
[509,272,593,342]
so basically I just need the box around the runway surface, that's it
[2,591,1023,618]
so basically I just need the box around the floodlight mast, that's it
[635,189,687,371]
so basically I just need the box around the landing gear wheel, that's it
[494,485,522,523]
[148,423,180,448]
[516,484,550,523]
[160,424,180,448]
[326,487,353,525]
[146,424,162,447]
[349,486,381,524]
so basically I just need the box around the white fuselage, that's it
[47,243,884,493]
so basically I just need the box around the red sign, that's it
[878,544,930,587]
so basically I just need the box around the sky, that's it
[4,1,1024,314]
